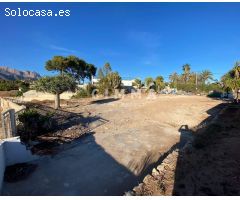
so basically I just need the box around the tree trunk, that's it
[55,93,60,109]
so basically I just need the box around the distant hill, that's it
[0,66,41,81]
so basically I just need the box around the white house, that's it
[91,78,135,87]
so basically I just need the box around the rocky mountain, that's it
[0,66,41,81]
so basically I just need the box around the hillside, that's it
[0,66,40,81]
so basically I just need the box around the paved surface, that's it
[2,95,223,195]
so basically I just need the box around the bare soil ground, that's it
[2,95,225,195]
[132,103,240,196]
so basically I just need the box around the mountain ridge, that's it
[0,66,41,81]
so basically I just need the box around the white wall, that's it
[122,80,134,87]
[0,141,5,194]
[0,137,39,193]
[19,90,76,102]
[4,138,39,166]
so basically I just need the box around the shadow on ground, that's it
[90,98,120,104]
[3,100,234,196]
[172,102,240,195]
[131,102,232,196]
[16,101,109,155]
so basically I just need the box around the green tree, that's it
[182,64,191,83]
[65,56,97,84]
[45,55,96,84]
[98,72,122,95]
[45,56,68,75]
[169,72,178,88]
[107,72,122,89]
[97,68,104,79]
[133,79,142,89]
[102,62,112,76]
[145,77,154,88]
[221,61,240,101]
[65,56,86,83]
[200,70,213,84]
[155,76,165,92]
[34,75,77,109]
[86,64,97,82]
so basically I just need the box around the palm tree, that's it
[155,76,164,92]
[200,70,213,84]
[133,79,142,89]
[182,64,191,83]
[169,72,178,87]
[233,62,240,101]
[145,77,154,88]
[221,62,240,102]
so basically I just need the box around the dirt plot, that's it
[132,103,240,196]
[3,95,225,195]
[61,95,224,173]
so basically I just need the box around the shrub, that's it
[16,91,23,97]
[0,80,19,91]
[72,84,97,98]
[207,90,222,98]
[18,109,55,142]
[73,88,89,98]
[98,72,122,95]
[19,82,30,93]
[86,84,97,96]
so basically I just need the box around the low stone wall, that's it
[0,137,38,194]
[128,149,180,196]
[0,97,25,113]
[18,90,76,102]
[0,98,26,139]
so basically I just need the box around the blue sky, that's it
[0,3,240,81]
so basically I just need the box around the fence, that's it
[0,98,26,139]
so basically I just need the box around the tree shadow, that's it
[90,98,120,105]
[15,101,109,155]
[2,134,139,195]
[4,100,232,195]
[192,102,228,131]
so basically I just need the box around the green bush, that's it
[86,84,97,96]
[0,80,19,91]
[72,84,97,98]
[0,80,30,92]
[19,82,30,93]
[207,90,222,98]
[16,91,24,97]
[18,109,55,142]
[97,72,122,95]
[73,88,89,98]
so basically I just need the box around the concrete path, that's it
[2,128,190,195]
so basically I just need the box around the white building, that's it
[91,78,135,87]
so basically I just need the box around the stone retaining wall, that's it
[0,97,25,113]
[18,90,75,102]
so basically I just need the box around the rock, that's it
[143,175,153,184]
[164,164,172,171]
[152,168,159,176]
[157,165,165,172]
